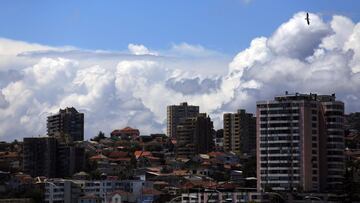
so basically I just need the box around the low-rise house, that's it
[111,127,140,140]
[139,188,162,203]
[107,190,131,203]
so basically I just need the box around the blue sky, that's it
[1,0,359,54]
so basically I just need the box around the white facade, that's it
[45,179,153,203]
[181,191,268,203]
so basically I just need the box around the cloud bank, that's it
[0,12,360,141]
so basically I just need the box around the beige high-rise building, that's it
[176,113,214,157]
[223,109,256,156]
[256,93,345,193]
[47,107,84,141]
[167,102,199,138]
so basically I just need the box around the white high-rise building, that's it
[256,93,344,193]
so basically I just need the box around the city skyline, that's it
[0,2,359,202]
[0,2,360,141]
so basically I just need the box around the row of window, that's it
[261,129,299,134]
[260,109,299,115]
[326,124,343,129]
[326,130,344,135]
[325,111,343,116]
[261,136,300,141]
[261,169,299,174]
[261,149,299,154]
[260,123,298,128]
[328,164,344,169]
[261,176,300,181]
[260,143,299,148]
[327,143,344,149]
[325,104,343,110]
[261,163,300,167]
[260,116,300,121]
[261,156,300,161]
[260,183,298,189]
[327,151,344,155]
[326,117,343,122]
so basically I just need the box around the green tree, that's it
[91,131,106,142]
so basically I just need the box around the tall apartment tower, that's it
[223,109,256,156]
[167,102,199,138]
[47,107,84,141]
[256,93,344,193]
[23,137,85,178]
[176,113,214,157]
[23,137,58,178]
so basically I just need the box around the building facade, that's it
[23,137,57,177]
[167,102,199,138]
[181,191,268,203]
[57,143,86,178]
[44,179,81,203]
[23,137,85,178]
[44,179,154,203]
[214,129,224,152]
[176,113,214,157]
[23,137,57,178]
[47,107,84,141]
[223,109,256,156]
[256,93,345,193]
[110,127,140,140]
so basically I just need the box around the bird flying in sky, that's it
[305,12,310,25]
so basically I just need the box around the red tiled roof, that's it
[142,188,162,195]
[146,167,162,172]
[106,176,119,181]
[173,170,189,176]
[109,157,131,162]
[108,151,129,158]
[121,126,139,132]
[90,154,108,160]
[208,151,226,157]
[135,151,152,159]
[0,152,19,159]
[109,189,131,196]
[181,180,217,189]
[153,181,169,185]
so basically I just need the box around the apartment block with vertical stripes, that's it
[256,93,344,193]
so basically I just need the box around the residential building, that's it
[23,137,57,178]
[223,109,256,155]
[47,107,84,141]
[57,142,86,178]
[167,102,199,138]
[23,137,85,178]
[44,179,81,203]
[256,93,345,193]
[78,195,101,203]
[110,127,140,140]
[181,191,268,203]
[214,129,224,152]
[176,113,214,157]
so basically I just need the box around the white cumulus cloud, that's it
[0,12,359,141]
[128,44,158,56]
